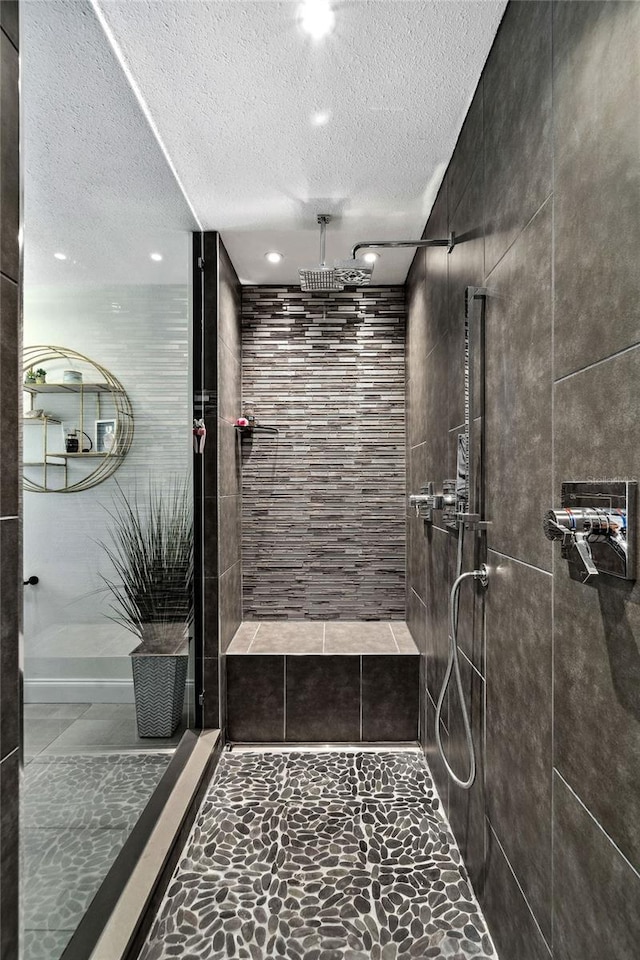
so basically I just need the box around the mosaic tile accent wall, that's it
[241,286,406,620]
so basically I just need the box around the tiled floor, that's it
[140,748,499,960]
[24,702,186,762]
[23,752,171,960]
[227,620,419,655]
[22,702,185,960]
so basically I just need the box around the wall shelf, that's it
[23,345,134,493]
[45,452,111,459]
[23,382,119,395]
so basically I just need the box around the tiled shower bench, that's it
[225,621,419,743]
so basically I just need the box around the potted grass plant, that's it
[98,477,193,737]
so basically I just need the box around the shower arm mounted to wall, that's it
[350,233,456,260]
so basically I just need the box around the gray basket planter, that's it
[131,626,189,737]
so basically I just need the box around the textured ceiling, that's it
[22,1,198,287]
[96,0,506,284]
[23,0,506,287]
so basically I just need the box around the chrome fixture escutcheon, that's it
[544,481,636,582]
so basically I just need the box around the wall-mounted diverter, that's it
[544,481,636,583]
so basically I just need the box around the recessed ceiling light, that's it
[299,0,335,40]
[150,252,163,262]
[312,110,331,127]
[54,252,67,261]
[265,252,283,264]
[363,252,379,264]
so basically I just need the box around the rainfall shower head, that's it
[333,258,375,286]
[298,267,344,293]
[299,215,375,292]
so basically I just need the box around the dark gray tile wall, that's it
[200,234,242,728]
[405,2,640,957]
[217,238,242,660]
[0,5,20,957]
[241,286,405,621]
[226,653,419,743]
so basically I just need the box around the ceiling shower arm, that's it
[351,232,456,259]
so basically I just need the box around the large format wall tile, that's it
[0,275,18,518]
[405,1,640,956]
[226,655,284,742]
[424,335,449,484]
[407,442,427,603]
[447,652,485,891]
[424,691,449,820]
[406,250,427,449]
[0,32,19,284]
[448,162,485,431]
[425,525,452,703]
[218,238,242,361]
[482,824,551,960]
[0,9,18,955]
[218,419,241,499]
[218,341,241,425]
[423,182,449,361]
[483,0,552,275]
[553,772,640,960]
[485,200,553,572]
[553,0,640,378]
[285,656,360,741]
[361,656,418,742]
[219,561,241,654]
[218,494,241,576]
[448,83,483,222]
[0,751,19,960]
[486,550,553,940]
[0,519,19,761]
[242,287,405,620]
[554,346,640,868]
[0,3,18,50]
[406,586,426,658]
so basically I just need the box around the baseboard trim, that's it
[24,678,194,704]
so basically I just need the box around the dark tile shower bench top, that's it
[226,620,419,655]
[225,622,419,743]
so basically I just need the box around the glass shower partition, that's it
[20,3,199,958]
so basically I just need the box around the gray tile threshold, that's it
[227,619,419,655]
[88,729,220,960]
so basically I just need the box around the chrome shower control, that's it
[544,481,636,582]
[442,480,458,527]
[409,482,442,521]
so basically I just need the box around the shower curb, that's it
[59,729,222,960]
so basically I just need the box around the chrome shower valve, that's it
[543,481,635,582]
[408,482,441,521]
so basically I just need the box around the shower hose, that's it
[435,524,487,790]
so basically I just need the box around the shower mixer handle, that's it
[543,506,628,582]
[408,482,443,521]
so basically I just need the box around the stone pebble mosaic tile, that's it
[140,750,499,960]
[22,753,171,958]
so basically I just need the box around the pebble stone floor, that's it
[23,753,171,960]
[141,749,499,960]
